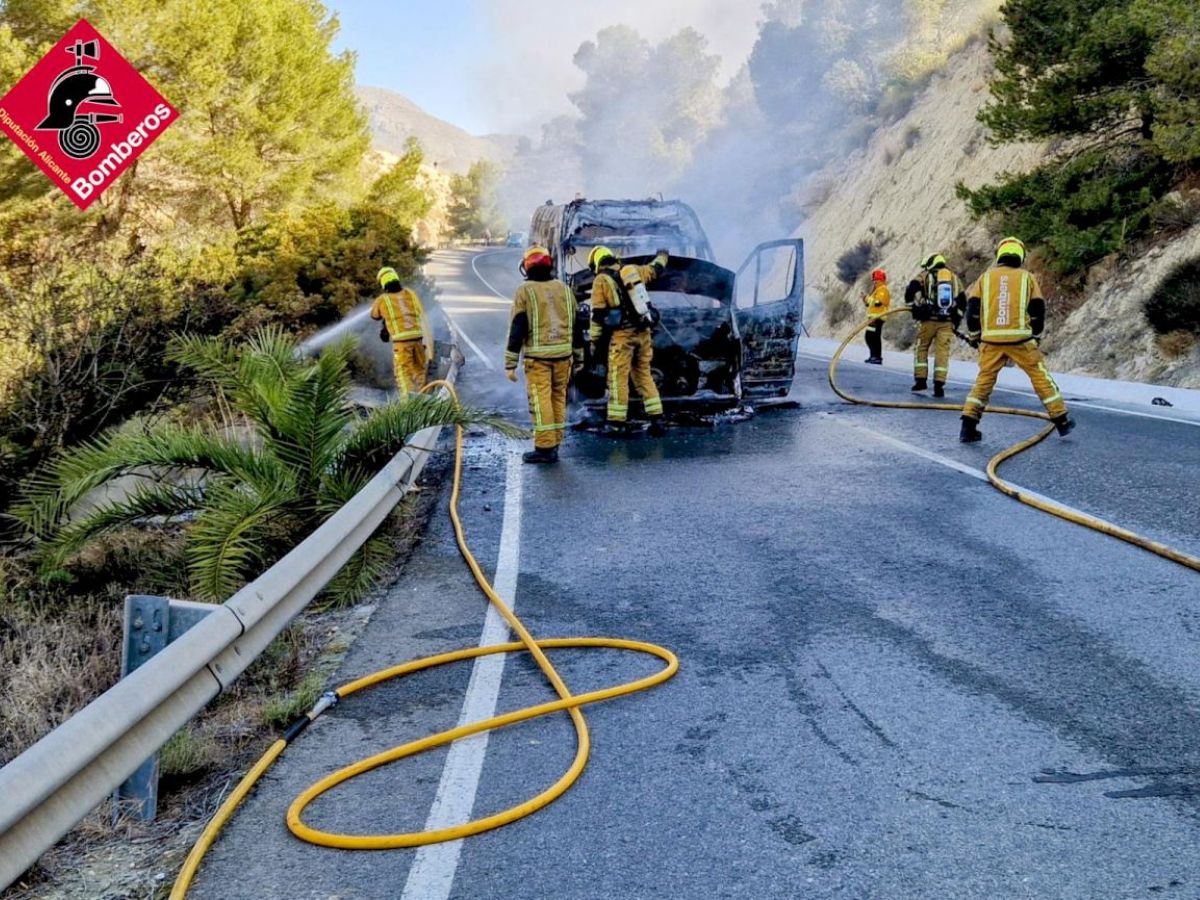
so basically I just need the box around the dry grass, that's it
[0,462,447,898]
[889,315,918,351]
[823,287,858,329]
[0,596,122,766]
[1156,329,1196,358]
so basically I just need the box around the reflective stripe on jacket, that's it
[967,266,1043,343]
[505,279,578,367]
[370,288,425,342]
[589,256,665,339]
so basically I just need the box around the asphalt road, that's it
[191,248,1200,900]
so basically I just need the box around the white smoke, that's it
[474,0,760,135]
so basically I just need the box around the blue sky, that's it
[325,0,495,134]
[325,1,760,136]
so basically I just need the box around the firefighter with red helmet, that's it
[505,246,585,463]
[861,268,890,364]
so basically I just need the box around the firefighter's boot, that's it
[911,377,928,392]
[933,381,945,398]
[959,416,982,443]
[1053,414,1076,437]
[647,418,666,437]
[522,447,558,464]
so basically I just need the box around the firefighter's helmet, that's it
[588,246,617,272]
[996,237,1026,264]
[521,246,553,275]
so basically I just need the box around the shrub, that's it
[836,239,881,285]
[1148,192,1200,233]
[1145,256,1200,334]
[227,200,427,339]
[823,289,856,328]
[18,329,521,602]
[0,257,235,526]
[890,315,917,350]
[958,149,1176,276]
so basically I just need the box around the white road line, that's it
[445,316,496,370]
[824,413,1098,519]
[824,414,987,482]
[797,351,1200,428]
[400,446,523,900]
[1065,401,1200,428]
[470,249,517,300]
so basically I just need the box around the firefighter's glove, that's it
[968,337,981,350]
[505,368,518,383]
[378,322,390,343]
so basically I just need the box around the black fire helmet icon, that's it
[36,38,123,159]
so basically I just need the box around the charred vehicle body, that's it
[529,198,803,416]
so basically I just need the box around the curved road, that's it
[191,248,1200,900]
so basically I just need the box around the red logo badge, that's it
[0,19,177,210]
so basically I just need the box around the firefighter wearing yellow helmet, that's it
[959,238,1075,442]
[587,245,669,435]
[904,252,965,397]
[371,266,431,395]
[504,246,585,464]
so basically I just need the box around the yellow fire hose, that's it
[170,381,678,898]
[829,309,1200,573]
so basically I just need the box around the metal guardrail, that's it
[0,354,460,892]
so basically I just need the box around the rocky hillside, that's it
[799,41,1200,388]
[356,86,519,174]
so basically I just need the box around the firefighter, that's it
[904,253,965,397]
[371,266,430,396]
[504,246,585,464]
[588,245,669,436]
[861,269,889,364]
[960,237,1075,442]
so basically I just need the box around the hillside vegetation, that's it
[804,0,1200,386]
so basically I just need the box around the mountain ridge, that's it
[356,85,520,174]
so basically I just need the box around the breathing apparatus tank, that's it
[620,264,652,319]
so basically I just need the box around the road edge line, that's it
[400,444,523,900]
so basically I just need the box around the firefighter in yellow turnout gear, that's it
[371,267,430,396]
[904,253,965,398]
[960,238,1075,443]
[861,269,890,364]
[588,246,669,436]
[505,246,585,464]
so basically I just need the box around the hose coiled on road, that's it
[828,309,1200,574]
[171,382,678,898]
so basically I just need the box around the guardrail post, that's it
[113,595,214,822]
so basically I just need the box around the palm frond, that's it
[263,340,354,496]
[15,423,287,537]
[186,479,294,601]
[169,328,300,434]
[320,534,393,607]
[336,394,526,479]
[38,481,204,571]
[315,470,372,518]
